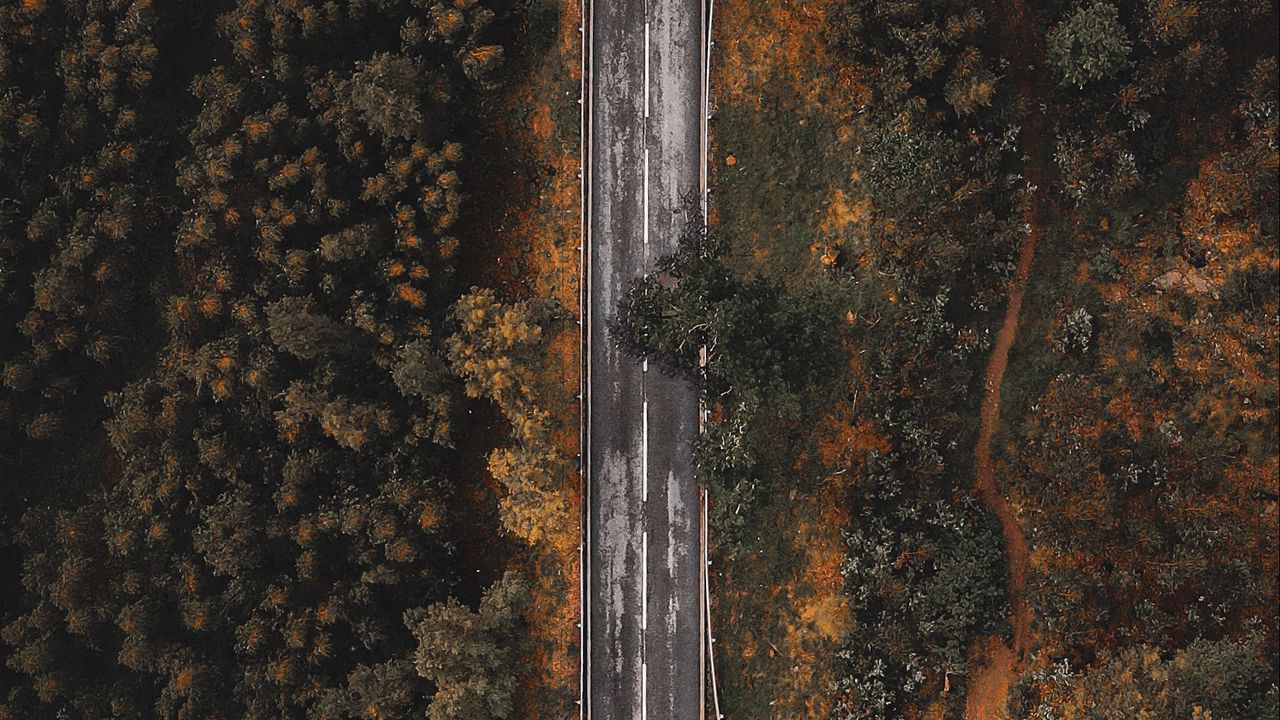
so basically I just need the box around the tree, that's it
[392,339,454,445]
[944,47,998,117]
[834,454,1007,719]
[446,289,571,544]
[1047,2,1133,88]
[319,222,383,262]
[406,572,528,720]
[462,45,505,85]
[265,296,362,361]
[1053,307,1094,355]
[446,288,544,409]
[348,53,425,140]
[613,209,846,395]
[343,659,425,719]
[858,119,964,220]
[1,0,529,717]
[1036,639,1280,720]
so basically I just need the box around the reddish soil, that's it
[965,178,1037,720]
[966,0,1046,715]
[965,637,1018,719]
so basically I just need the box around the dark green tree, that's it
[266,297,363,361]
[349,53,426,140]
[1011,639,1280,720]
[406,571,528,720]
[1047,2,1133,88]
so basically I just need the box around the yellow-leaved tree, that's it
[447,288,570,546]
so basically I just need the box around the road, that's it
[583,1,704,719]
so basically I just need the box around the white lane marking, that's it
[641,528,648,719]
[642,148,649,247]
[641,529,648,630]
[641,9,652,720]
[644,22,650,119]
[642,398,648,501]
[641,661,648,720]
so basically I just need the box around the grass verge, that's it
[460,1,582,715]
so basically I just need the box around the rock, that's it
[1152,268,1219,299]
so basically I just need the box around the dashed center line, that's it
[640,661,648,720]
[640,11,651,720]
[641,529,648,630]
[642,399,649,501]
[644,22,650,119]
[642,148,649,247]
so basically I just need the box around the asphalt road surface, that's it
[584,1,703,718]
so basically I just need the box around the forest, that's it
[627,0,1278,717]
[2,0,1277,719]
[1,0,578,717]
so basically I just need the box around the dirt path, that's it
[964,205,1037,719]
[964,0,1046,716]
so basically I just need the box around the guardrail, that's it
[700,1,725,719]
[577,0,592,718]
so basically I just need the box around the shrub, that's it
[1053,639,1280,720]
[1047,2,1133,88]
